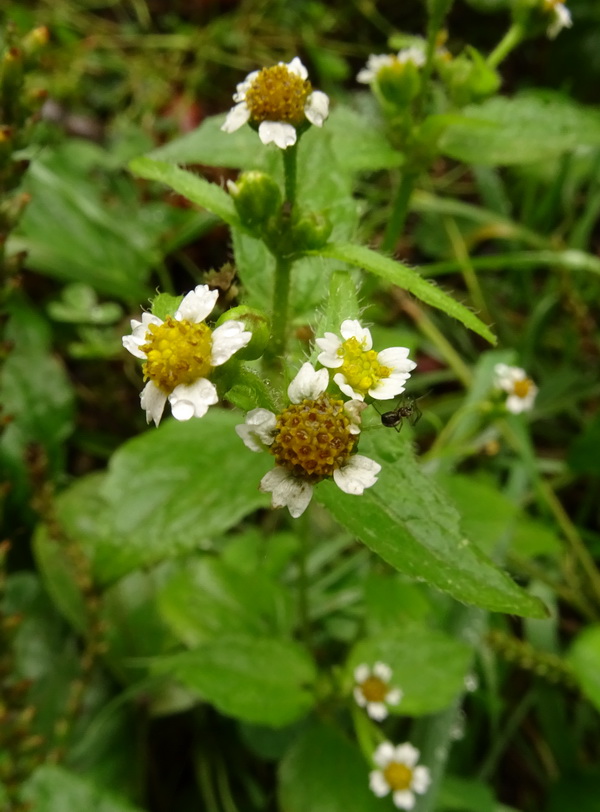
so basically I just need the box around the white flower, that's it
[221,57,329,150]
[353,662,403,720]
[543,0,572,38]
[357,48,426,84]
[369,742,431,810]
[235,362,381,518]
[316,319,416,401]
[494,363,538,414]
[122,285,251,426]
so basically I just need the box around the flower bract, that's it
[236,362,380,517]
[353,662,402,720]
[221,57,329,149]
[493,363,538,414]
[316,319,416,401]
[369,742,431,809]
[123,285,251,426]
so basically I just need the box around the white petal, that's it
[373,662,392,682]
[353,687,367,707]
[394,743,420,768]
[131,312,162,338]
[356,67,376,84]
[377,346,416,372]
[140,381,167,427]
[260,467,313,518]
[392,790,415,810]
[506,394,527,414]
[168,378,218,421]
[315,332,343,367]
[340,319,372,349]
[122,333,148,360]
[367,702,388,721]
[285,57,308,79]
[357,54,394,83]
[305,90,329,127]
[235,408,277,452]
[369,771,390,798]
[211,320,252,366]
[175,285,218,323]
[233,71,259,101]
[373,742,396,768]
[548,4,572,38]
[333,373,363,401]
[344,400,367,432]
[386,688,403,706]
[221,103,251,133]
[397,46,426,66]
[354,663,370,683]
[369,376,408,400]
[333,455,381,495]
[258,120,297,149]
[411,766,431,793]
[288,362,329,403]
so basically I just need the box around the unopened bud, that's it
[227,171,282,229]
[216,305,270,360]
[290,211,332,252]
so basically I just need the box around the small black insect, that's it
[378,396,422,432]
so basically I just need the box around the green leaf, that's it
[568,415,600,474]
[310,243,495,344]
[348,626,472,715]
[129,156,243,228]
[278,721,382,812]
[20,765,144,812]
[324,105,404,172]
[154,635,316,727]
[439,92,600,166]
[568,625,600,712]
[439,776,496,812]
[157,557,292,647]
[317,432,547,617]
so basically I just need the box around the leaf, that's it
[278,721,382,812]
[20,765,144,812]
[310,242,496,344]
[154,635,316,727]
[316,432,547,618]
[439,92,600,166]
[438,776,496,812]
[348,626,472,715]
[324,105,404,172]
[157,557,292,647]
[568,625,600,712]
[129,156,243,228]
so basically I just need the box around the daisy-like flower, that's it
[123,285,251,427]
[543,0,572,38]
[236,362,380,518]
[357,48,426,85]
[316,319,416,401]
[221,57,329,150]
[353,662,402,721]
[494,363,538,414]
[369,742,431,810]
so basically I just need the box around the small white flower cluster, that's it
[494,363,538,414]
[370,742,431,810]
[357,47,426,85]
[353,661,402,721]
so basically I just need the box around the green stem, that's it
[487,22,526,69]
[265,255,292,367]
[382,171,416,253]
[282,143,298,208]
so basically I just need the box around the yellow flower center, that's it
[140,316,213,394]
[244,65,312,126]
[270,395,357,482]
[513,378,533,399]
[359,675,389,703]
[337,337,392,397]
[383,762,413,792]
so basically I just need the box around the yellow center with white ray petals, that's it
[513,378,533,399]
[359,675,389,703]
[383,762,413,792]
[337,337,392,397]
[140,316,213,394]
[270,395,357,482]
[244,65,311,125]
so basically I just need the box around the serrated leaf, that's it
[317,433,546,618]
[154,635,316,727]
[310,243,495,344]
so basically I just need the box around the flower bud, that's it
[150,292,183,321]
[290,211,332,252]
[437,46,500,106]
[216,306,270,360]
[377,60,422,108]
[22,27,50,62]
[227,171,282,229]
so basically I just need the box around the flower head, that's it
[123,285,251,426]
[236,363,380,517]
[369,742,431,810]
[316,319,416,401]
[543,0,572,38]
[221,57,329,150]
[353,662,402,720]
[494,363,538,414]
[357,48,426,85]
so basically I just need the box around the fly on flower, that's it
[369,742,431,810]
[122,285,251,427]
[236,362,380,518]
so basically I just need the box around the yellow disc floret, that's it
[359,675,389,703]
[383,762,413,792]
[338,337,392,396]
[513,378,534,399]
[244,65,312,126]
[270,395,357,482]
[140,317,213,394]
